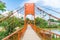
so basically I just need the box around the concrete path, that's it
[22,24,41,40]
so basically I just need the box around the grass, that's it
[52,38,60,40]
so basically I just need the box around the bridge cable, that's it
[37,5,60,14]
[36,6,60,20]
[0,6,24,22]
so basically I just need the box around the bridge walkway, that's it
[21,24,41,40]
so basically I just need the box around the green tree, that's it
[35,17,48,28]
[56,20,60,23]
[0,1,6,12]
[48,19,55,22]
[0,14,24,40]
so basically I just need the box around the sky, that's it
[1,0,60,19]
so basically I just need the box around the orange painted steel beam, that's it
[25,3,35,16]
[24,3,35,25]
[2,3,35,40]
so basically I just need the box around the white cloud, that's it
[1,11,9,17]
[1,10,24,18]
[42,0,60,8]
[21,0,60,8]
[26,0,39,3]
[12,10,24,18]
[20,0,40,7]
[26,15,34,20]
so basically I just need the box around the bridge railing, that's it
[31,24,60,40]
[2,29,21,40]
[37,28,60,40]
[2,24,27,40]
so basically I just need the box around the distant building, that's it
[48,21,59,25]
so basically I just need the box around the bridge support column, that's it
[24,3,35,25]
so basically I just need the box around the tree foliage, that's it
[35,17,48,28]
[0,1,6,12]
[0,16,24,39]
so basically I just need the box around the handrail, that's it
[2,30,19,40]
[36,27,60,40]
[30,24,60,40]
[37,27,60,36]
[2,27,23,40]
[2,24,27,40]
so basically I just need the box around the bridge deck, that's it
[21,24,41,40]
